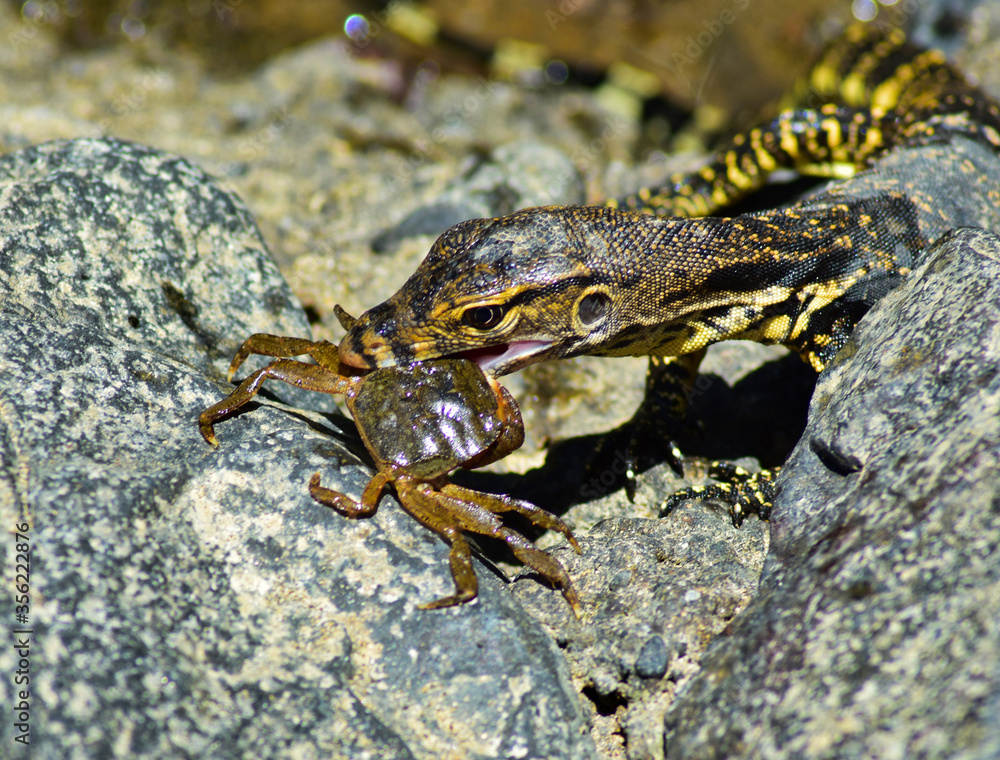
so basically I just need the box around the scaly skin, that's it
[337,26,1000,523]
[339,139,1000,376]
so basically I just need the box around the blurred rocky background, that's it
[3,1,1000,758]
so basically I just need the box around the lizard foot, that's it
[582,414,687,503]
[622,429,685,502]
[621,351,707,501]
[659,462,777,528]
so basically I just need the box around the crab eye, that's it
[463,304,505,330]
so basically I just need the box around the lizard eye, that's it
[577,292,610,326]
[463,304,506,330]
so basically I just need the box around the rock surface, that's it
[0,136,772,760]
[3,4,1000,758]
[0,11,784,755]
[663,228,1000,759]
[0,138,595,759]
[9,136,998,760]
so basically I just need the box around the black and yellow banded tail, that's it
[612,104,889,218]
[789,23,952,111]
[608,23,1000,220]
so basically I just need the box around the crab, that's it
[198,310,581,614]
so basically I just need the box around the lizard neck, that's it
[566,197,925,366]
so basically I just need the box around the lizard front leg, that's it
[613,351,705,501]
[620,351,779,527]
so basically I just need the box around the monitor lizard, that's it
[336,24,1000,526]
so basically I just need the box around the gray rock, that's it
[13,136,997,760]
[0,137,595,759]
[508,503,767,760]
[372,141,586,253]
[0,138,306,375]
[635,636,669,680]
[5,12,1000,759]
[662,228,1000,759]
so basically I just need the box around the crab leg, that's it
[439,484,581,553]
[432,487,581,616]
[395,479,480,609]
[308,471,391,518]
[199,358,355,445]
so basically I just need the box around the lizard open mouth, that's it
[457,340,553,375]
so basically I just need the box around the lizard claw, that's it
[623,435,684,502]
[659,464,777,527]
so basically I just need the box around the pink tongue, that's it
[461,341,550,373]
[459,344,510,367]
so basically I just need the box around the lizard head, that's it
[339,206,621,376]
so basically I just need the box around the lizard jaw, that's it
[458,340,554,376]
[338,333,555,376]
